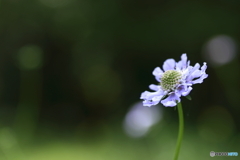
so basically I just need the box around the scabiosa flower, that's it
[140,53,208,107]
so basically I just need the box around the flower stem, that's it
[173,102,184,160]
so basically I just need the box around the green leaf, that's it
[185,95,192,100]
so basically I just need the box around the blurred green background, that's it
[0,0,240,160]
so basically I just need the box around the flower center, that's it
[161,70,182,91]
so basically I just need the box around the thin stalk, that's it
[173,102,184,160]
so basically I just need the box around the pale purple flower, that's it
[140,53,208,107]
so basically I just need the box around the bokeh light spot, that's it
[18,45,43,70]
[123,102,162,138]
[203,35,237,66]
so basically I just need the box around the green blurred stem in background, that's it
[14,45,43,145]
[173,102,184,160]
[14,70,42,145]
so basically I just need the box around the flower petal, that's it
[176,85,187,94]
[176,54,189,70]
[189,63,200,74]
[142,96,162,107]
[140,91,151,99]
[152,67,163,76]
[188,70,202,81]
[192,74,208,84]
[140,89,165,107]
[180,53,188,69]
[161,93,180,107]
[176,61,182,70]
[152,67,163,82]
[182,86,192,96]
[161,100,177,107]
[143,100,154,107]
[186,63,200,81]
[149,84,160,91]
[163,59,176,71]
[192,62,208,84]
[201,62,207,72]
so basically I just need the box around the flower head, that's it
[140,53,208,107]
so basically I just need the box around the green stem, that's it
[173,102,184,160]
